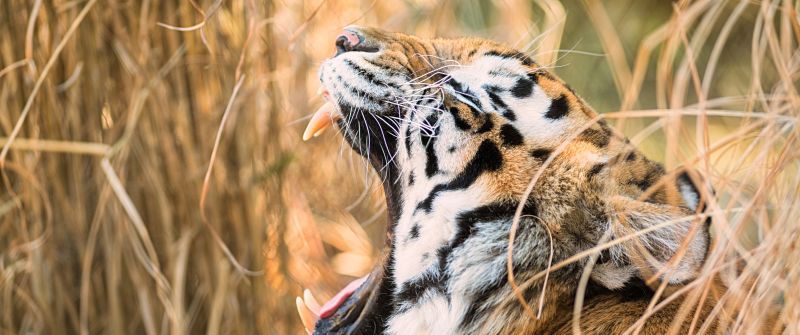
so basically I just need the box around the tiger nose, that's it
[334,29,364,55]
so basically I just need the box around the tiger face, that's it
[304,27,711,335]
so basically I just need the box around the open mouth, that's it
[297,83,398,334]
[297,88,360,333]
[296,27,432,334]
[297,59,399,335]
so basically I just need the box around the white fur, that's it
[388,54,562,334]
[387,295,461,335]
[679,179,700,210]
[447,55,568,147]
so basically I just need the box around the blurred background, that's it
[1,0,797,334]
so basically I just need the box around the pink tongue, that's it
[320,276,368,318]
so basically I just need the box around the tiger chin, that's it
[297,27,722,334]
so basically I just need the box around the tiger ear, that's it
[675,168,715,215]
[591,182,712,289]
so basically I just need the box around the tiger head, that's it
[303,27,711,334]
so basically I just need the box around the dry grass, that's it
[0,0,797,334]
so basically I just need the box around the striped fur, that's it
[315,27,716,334]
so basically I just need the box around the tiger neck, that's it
[387,177,582,332]
[391,172,480,283]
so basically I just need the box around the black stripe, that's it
[587,163,606,178]
[596,247,616,265]
[634,178,654,192]
[404,122,413,157]
[422,114,440,177]
[487,91,507,108]
[488,69,518,78]
[436,246,452,278]
[451,201,538,256]
[531,148,552,161]
[632,162,665,192]
[482,84,504,94]
[408,224,420,239]
[483,50,534,66]
[361,58,392,72]
[340,80,382,107]
[511,76,534,98]
[448,140,503,188]
[465,102,481,118]
[487,91,517,121]
[363,57,414,80]
[580,128,610,148]
[447,80,483,111]
[395,274,444,307]
[448,79,466,92]
[484,87,517,122]
[416,184,445,212]
[476,115,494,134]
[416,140,503,212]
[537,70,559,82]
[343,59,396,90]
[499,124,524,147]
[449,106,472,130]
[527,72,540,85]
[545,95,569,119]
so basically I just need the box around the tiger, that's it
[295,26,725,334]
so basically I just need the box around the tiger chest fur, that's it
[305,27,713,335]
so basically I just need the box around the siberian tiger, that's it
[296,27,723,334]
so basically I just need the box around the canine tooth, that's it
[303,102,335,141]
[295,296,319,331]
[303,289,322,315]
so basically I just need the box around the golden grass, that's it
[0,0,797,334]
